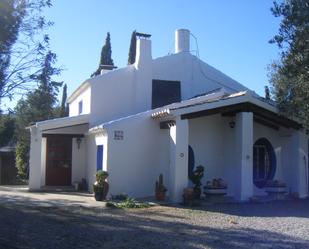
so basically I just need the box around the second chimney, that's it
[175,29,190,53]
[135,34,152,70]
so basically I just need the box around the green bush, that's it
[106,197,150,209]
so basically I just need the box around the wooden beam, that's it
[160,120,176,129]
[254,115,279,130]
[42,134,84,138]
[181,102,301,130]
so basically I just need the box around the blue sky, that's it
[5,0,282,109]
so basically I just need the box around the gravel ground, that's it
[0,187,308,249]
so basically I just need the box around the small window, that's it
[78,100,83,115]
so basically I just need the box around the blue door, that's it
[96,145,103,171]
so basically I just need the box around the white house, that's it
[28,29,309,202]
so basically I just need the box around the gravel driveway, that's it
[0,186,308,249]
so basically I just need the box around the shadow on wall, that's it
[0,197,308,248]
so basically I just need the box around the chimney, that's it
[100,65,117,75]
[175,29,190,53]
[135,32,152,69]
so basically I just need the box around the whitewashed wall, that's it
[69,86,91,117]
[152,53,248,101]
[71,137,86,183]
[105,114,170,198]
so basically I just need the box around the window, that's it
[152,80,181,109]
[78,100,83,115]
[253,138,276,188]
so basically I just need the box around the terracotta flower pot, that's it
[155,191,166,201]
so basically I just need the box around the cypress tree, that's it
[60,83,68,117]
[91,32,114,77]
[128,30,136,65]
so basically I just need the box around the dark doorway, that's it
[188,145,195,178]
[253,138,276,188]
[45,136,72,186]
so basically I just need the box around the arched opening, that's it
[253,138,276,188]
[188,145,195,178]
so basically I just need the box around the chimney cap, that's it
[136,32,151,39]
[100,65,118,70]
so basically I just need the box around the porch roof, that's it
[30,114,90,131]
[152,91,302,130]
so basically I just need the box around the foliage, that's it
[0,0,54,106]
[14,51,62,179]
[268,0,309,126]
[91,32,114,77]
[106,197,150,209]
[15,139,29,179]
[128,30,136,65]
[60,83,68,117]
[189,165,204,188]
[0,114,15,147]
[54,83,68,117]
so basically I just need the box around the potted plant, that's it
[264,180,287,200]
[189,165,204,199]
[204,178,228,196]
[93,170,109,201]
[183,187,196,206]
[155,174,167,201]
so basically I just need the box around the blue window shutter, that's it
[96,145,103,171]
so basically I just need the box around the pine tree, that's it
[128,30,136,65]
[91,32,114,77]
[269,0,309,126]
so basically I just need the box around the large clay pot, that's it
[94,181,109,201]
[155,191,166,201]
[193,187,201,199]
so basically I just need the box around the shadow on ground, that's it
[0,193,308,249]
[181,198,309,218]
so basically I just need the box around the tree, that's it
[15,51,62,178]
[0,114,15,147]
[265,86,271,100]
[54,83,69,117]
[91,32,114,77]
[0,0,53,106]
[128,30,136,65]
[60,83,68,117]
[269,0,309,126]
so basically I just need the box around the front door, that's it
[46,136,72,186]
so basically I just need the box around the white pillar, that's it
[169,118,189,202]
[288,130,308,198]
[29,127,43,190]
[235,112,253,201]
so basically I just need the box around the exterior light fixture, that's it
[76,137,82,149]
[229,121,235,128]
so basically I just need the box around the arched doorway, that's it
[253,138,276,188]
[188,145,195,178]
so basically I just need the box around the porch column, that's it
[286,130,308,198]
[29,127,43,190]
[169,117,189,202]
[235,112,253,201]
